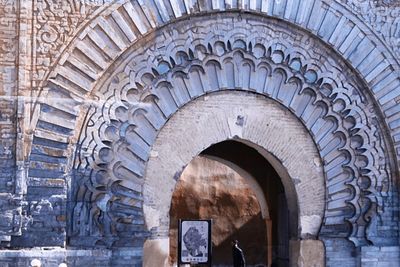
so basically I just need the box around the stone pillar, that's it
[143,238,169,267]
[289,240,325,267]
[266,219,272,267]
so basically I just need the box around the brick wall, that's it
[361,246,400,267]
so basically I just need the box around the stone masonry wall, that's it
[169,156,267,266]
[361,246,400,267]
[0,0,399,266]
[0,0,22,245]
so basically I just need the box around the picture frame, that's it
[178,219,212,266]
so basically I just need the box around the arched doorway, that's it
[169,155,269,266]
[169,138,292,266]
[142,91,325,267]
[67,14,397,258]
[3,0,398,266]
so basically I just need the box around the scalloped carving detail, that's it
[70,16,392,247]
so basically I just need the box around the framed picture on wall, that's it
[178,219,212,266]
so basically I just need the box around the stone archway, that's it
[68,12,396,249]
[142,91,325,267]
[18,2,399,266]
[168,155,271,266]
[2,1,400,266]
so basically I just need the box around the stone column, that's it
[289,240,325,267]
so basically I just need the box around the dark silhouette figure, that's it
[232,240,246,267]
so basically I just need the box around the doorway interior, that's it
[169,140,295,266]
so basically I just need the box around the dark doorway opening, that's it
[169,140,294,266]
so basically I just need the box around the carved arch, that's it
[64,15,397,248]
[23,0,400,251]
[30,1,400,162]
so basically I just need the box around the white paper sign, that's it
[180,220,210,263]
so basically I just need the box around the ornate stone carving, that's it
[0,0,20,243]
[71,15,395,247]
[32,0,107,85]
[19,0,399,253]
[0,0,398,264]
[31,1,400,181]
[338,0,400,58]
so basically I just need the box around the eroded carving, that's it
[71,15,394,247]
[33,0,108,84]
[0,0,21,244]
[339,0,400,58]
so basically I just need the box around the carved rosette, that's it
[33,0,106,85]
[71,16,393,247]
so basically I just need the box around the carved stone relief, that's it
[26,2,118,171]
[33,0,112,80]
[70,14,395,248]
[32,0,109,95]
[0,0,399,265]
[7,0,397,255]
[0,0,21,243]
[339,0,400,58]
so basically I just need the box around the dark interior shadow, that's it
[212,212,267,266]
[170,140,292,266]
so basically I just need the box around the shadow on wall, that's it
[169,156,267,266]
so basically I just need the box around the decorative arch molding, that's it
[143,91,325,255]
[21,0,400,253]
[29,0,400,162]
[63,14,398,248]
[25,4,400,248]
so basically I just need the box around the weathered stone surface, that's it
[0,0,20,244]
[169,156,267,266]
[143,239,169,267]
[290,240,325,267]
[339,0,400,58]
[71,13,396,248]
[144,91,324,266]
[361,246,400,267]
[0,0,399,266]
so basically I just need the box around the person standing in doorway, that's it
[232,240,246,267]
